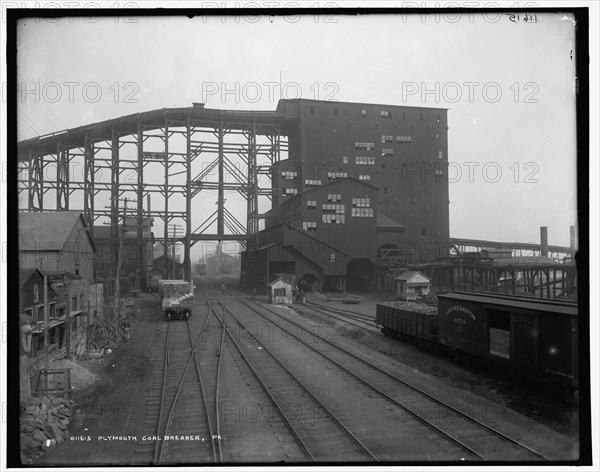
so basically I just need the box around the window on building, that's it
[49,303,56,320]
[282,170,298,180]
[351,208,374,217]
[384,187,389,194]
[327,194,342,203]
[356,156,375,165]
[58,306,65,319]
[382,148,393,157]
[274,287,286,297]
[48,327,58,346]
[437,114,441,122]
[358,174,371,181]
[381,135,393,143]
[342,156,348,164]
[72,296,77,311]
[302,221,317,232]
[327,172,347,180]
[435,169,443,176]
[37,305,44,324]
[381,163,386,169]
[380,110,391,118]
[352,197,370,207]
[283,188,298,196]
[438,151,443,159]
[321,214,346,224]
[361,109,366,117]
[305,179,321,187]
[33,284,39,302]
[354,142,375,151]
[329,253,336,262]
[397,136,412,144]
[307,200,317,209]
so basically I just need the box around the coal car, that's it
[377,291,579,390]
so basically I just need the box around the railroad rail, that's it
[133,312,223,464]
[214,279,551,462]
[197,282,379,462]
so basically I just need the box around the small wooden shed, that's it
[395,271,432,301]
[267,275,295,305]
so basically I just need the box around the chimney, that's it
[540,226,548,257]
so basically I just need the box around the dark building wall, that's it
[275,99,449,262]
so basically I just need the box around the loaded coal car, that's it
[158,279,195,320]
[437,292,578,391]
[377,291,579,393]
[375,301,438,346]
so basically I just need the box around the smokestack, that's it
[540,226,548,257]
[570,225,577,255]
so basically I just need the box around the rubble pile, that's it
[20,396,74,452]
[382,300,438,314]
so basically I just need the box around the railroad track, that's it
[132,309,223,464]
[301,300,379,333]
[213,280,551,462]
[197,281,379,462]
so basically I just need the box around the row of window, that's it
[382,148,393,156]
[351,208,374,217]
[355,142,375,150]
[302,221,317,231]
[322,214,345,224]
[356,156,376,165]
[283,188,298,195]
[358,174,371,180]
[305,179,322,186]
[322,203,345,213]
[307,200,317,209]
[327,172,348,180]
[327,193,342,202]
[352,197,371,207]
[282,170,298,180]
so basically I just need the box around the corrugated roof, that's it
[377,212,405,230]
[19,211,86,250]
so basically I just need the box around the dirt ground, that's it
[24,294,160,466]
[24,285,582,465]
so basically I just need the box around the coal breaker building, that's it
[241,99,450,292]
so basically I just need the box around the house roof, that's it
[395,270,431,282]
[19,211,96,252]
[19,268,57,295]
[267,275,294,287]
[377,212,405,230]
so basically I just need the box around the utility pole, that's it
[168,224,182,279]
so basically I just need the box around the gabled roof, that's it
[395,270,431,282]
[377,212,405,230]
[19,268,57,295]
[19,211,96,252]
[267,275,295,286]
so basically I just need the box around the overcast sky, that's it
[16,11,579,253]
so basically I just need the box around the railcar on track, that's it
[376,291,579,391]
